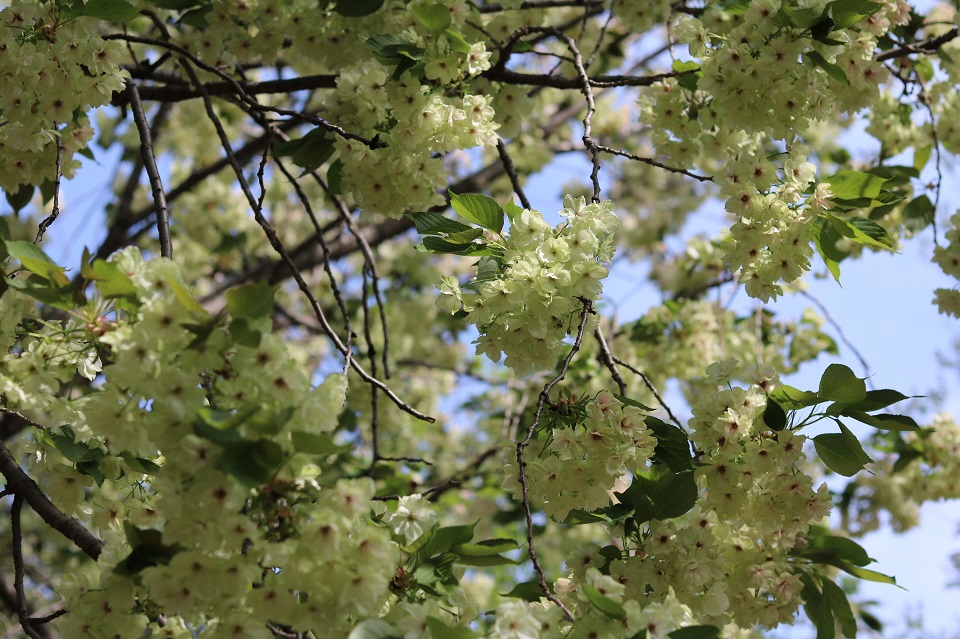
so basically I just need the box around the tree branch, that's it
[0,440,103,561]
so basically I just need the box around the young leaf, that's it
[450,193,505,234]
[763,398,788,431]
[821,577,858,638]
[501,580,545,601]
[770,385,821,410]
[841,411,920,432]
[426,617,477,639]
[644,416,695,472]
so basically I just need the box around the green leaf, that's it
[794,529,873,566]
[455,538,520,557]
[827,0,884,28]
[82,256,137,299]
[120,453,162,475]
[291,431,351,456]
[450,193,505,234]
[833,563,898,585]
[273,128,335,173]
[842,411,920,431]
[668,626,721,639]
[443,28,471,53]
[805,50,849,85]
[616,395,655,412]
[79,0,141,22]
[417,523,476,558]
[327,158,344,195]
[410,212,473,236]
[500,580,544,601]
[827,389,909,414]
[770,385,821,410]
[334,0,384,17]
[421,236,499,256]
[763,398,788,431]
[651,471,698,519]
[561,509,609,525]
[902,195,934,233]
[45,428,102,463]
[914,145,932,172]
[5,184,34,213]
[228,317,262,348]
[818,364,866,403]
[411,2,451,34]
[474,256,503,284]
[813,217,846,283]
[672,60,702,92]
[644,416,694,472]
[426,617,477,639]
[813,424,872,476]
[225,281,275,320]
[582,584,626,620]
[348,619,402,639]
[833,216,895,250]
[826,171,888,200]
[3,240,69,286]
[217,439,284,489]
[822,577,859,638]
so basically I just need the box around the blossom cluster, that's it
[0,247,415,638]
[0,1,126,191]
[439,196,618,375]
[502,391,658,521]
[933,210,960,317]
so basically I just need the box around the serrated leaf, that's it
[651,470,698,519]
[806,50,849,85]
[417,523,476,559]
[616,395,655,411]
[833,563,898,585]
[827,389,909,414]
[3,240,69,286]
[826,171,888,200]
[821,577,859,638]
[644,416,694,472]
[583,584,626,620]
[813,424,872,476]
[827,0,883,28]
[770,385,821,410]
[841,411,920,431]
[818,364,866,403]
[450,193,504,234]
[455,538,520,556]
[79,0,141,22]
[842,217,895,250]
[410,212,473,236]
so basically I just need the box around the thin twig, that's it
[34,125,63,244]
[597,144,713,182]
[797,289,871,381]
[875,26,959,61]
[127,81,172,258]
[611,356,686,432]
[594,327,626,395]
[516,301,593,619]
[0,409,45,431]
[179,54,433,423]
[11,496,42,639]
[496,138,531,210]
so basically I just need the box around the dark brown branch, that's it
[0,440,103,561]
[115,70,338,104]
[876,26,959,62]
[127,81,172,259]
[598,144,713,182]
[479,0,606,11]
[34,125,63,244]
[483,66,693,89]
[11,495,42,639]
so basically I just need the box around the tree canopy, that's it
[2,0,960,638]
